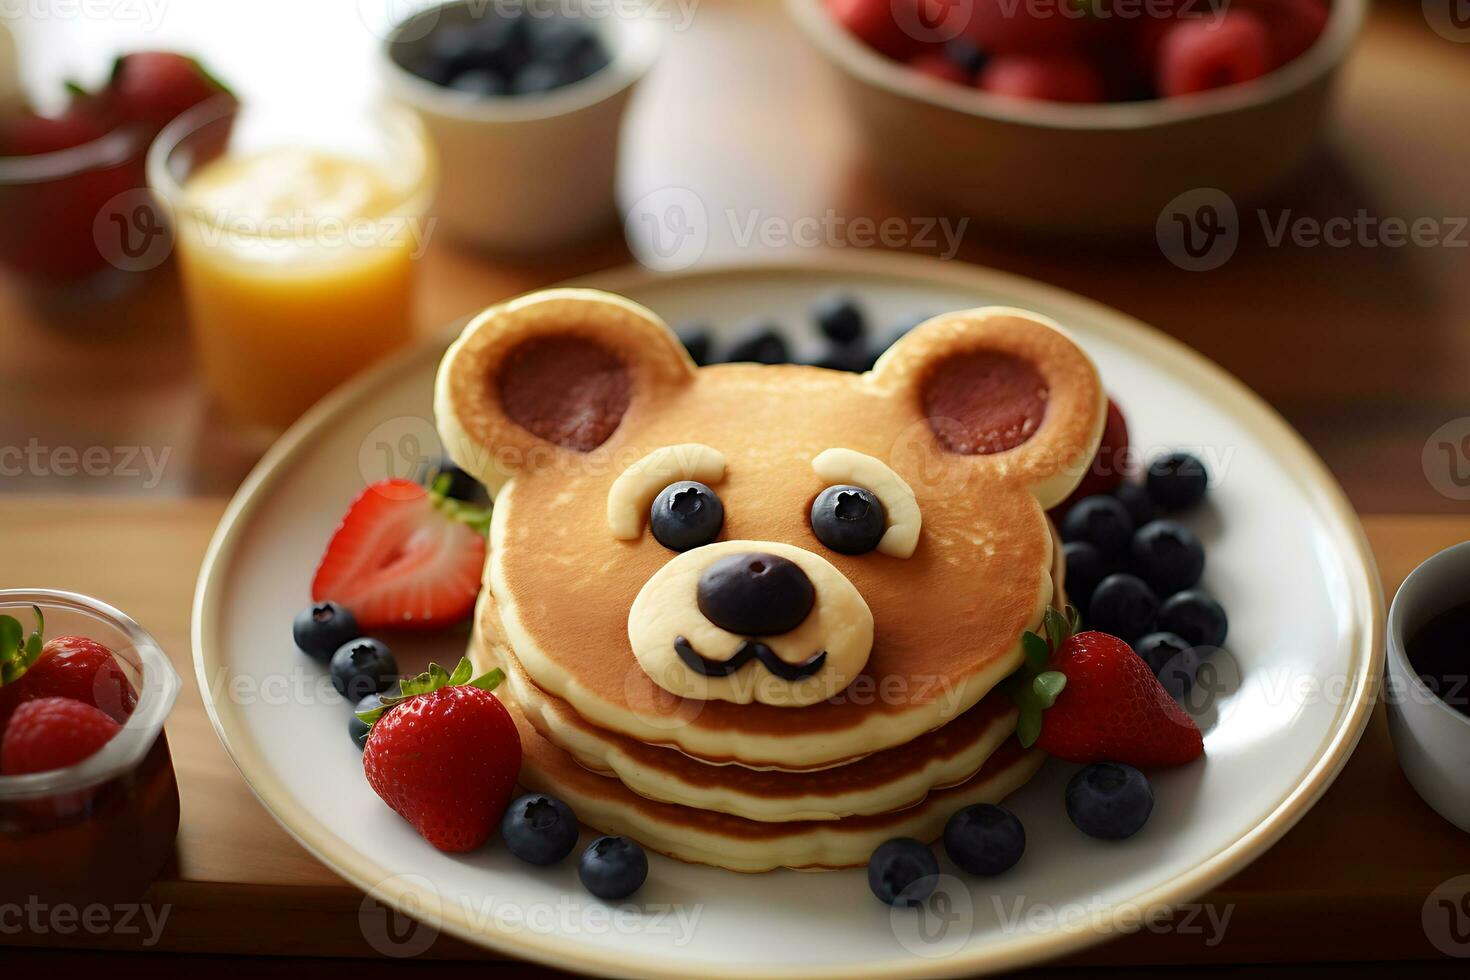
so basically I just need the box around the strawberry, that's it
[0,609,138,735]
[0,105,110,156]
[311,477,490,632]
[1230,0,1329,70]
[105,52,232,131]
[1155,13,1271,97]
[978,54,1105,103]
[1010,608,1203,768]
[825,0,926,61]
[1,697,121,776]
[360,658,521,852]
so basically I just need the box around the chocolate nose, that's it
[697,552,815,637]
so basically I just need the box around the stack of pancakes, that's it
[437,290,1105,873]
[467,527,1065,873]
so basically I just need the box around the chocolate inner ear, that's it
[922,351,1049,455]
[498,336,631,451]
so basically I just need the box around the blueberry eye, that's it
[650,481,724,551]
[810,485,886,555]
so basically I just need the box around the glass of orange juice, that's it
[148,98,437,432]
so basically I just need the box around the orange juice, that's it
[173,148,427,430]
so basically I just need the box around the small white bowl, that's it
[377,1,661,251]
[1385,542,1470,834]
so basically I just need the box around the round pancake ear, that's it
[435,289,696,497]
[870,307,1107,510]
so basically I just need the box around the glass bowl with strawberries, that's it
[0,51,233,298]
[0,590,182,907]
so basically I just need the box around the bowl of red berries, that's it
[0,590,182,906]
[0,51,233,295]
[788,0,1363,234]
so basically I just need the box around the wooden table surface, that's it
[2,0,1469,973]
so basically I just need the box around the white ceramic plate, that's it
[194,254,1383,978]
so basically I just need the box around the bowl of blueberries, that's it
[378,0,661,251]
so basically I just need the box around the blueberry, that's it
[448,68,507,96]
[1134,631,1200,698]
[943,804,1024,876]
[810,485,886,555]
[435,460,488,503]
[1157,589,1228,649]
[502,793,580,866]
[1146,452,1209,512]
[1061,495,1134,558]
[471,14,533,75]
[812,292,866,344]
[1062,541,1107,613]
[650,481,724,552]
[1087,573,1159,642]
[568,38,611,80]
[944,37,989,74]
[811,340,873,373]
[1113,481,1155,527]
[427,24,481,75]
[867,838,939,906]
[724,323,790,364]
[349,693,382,750]
[512,60,568,95]
[1066,763,1153,840]
[293,601,360,663]
[1130,520,1204,596]
[531,18,592,61]
[579,836,647,900]
[674,323,713,365]
[329,638,398,701]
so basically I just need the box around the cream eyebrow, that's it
[811,448,922,559]
[608,444,727,539]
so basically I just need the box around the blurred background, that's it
[1,0,1467,511]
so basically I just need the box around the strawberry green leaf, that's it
[448,657,474,687]
[1016,706,1042,749]
[428,476,493,537]
[469,667,504,693]
[1067,604,1082,636]
[0,616,20,665]
[355,703,388,727]
[1021,631,1050,672]
[1044,607,1070,652]
[372,657,503,722]
[1032,670,1068,708]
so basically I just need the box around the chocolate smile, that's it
[674,636,828,681]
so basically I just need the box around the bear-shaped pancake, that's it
[437,289,1105,770]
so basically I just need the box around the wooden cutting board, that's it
[1,499,1467,965]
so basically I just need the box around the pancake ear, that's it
[435,289,696,497]
[870,307,1107,510]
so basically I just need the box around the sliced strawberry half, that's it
[311,478,489,631]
